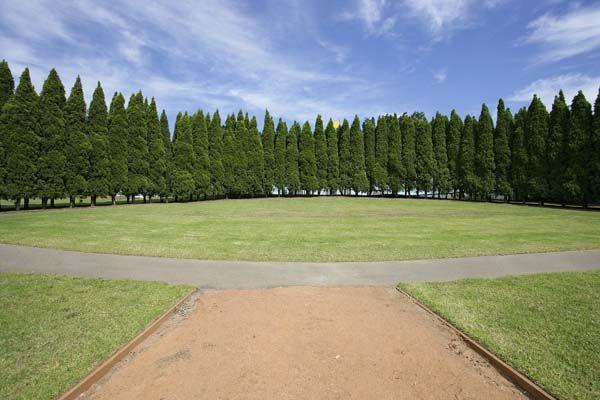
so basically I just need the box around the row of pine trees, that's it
[1,61,599,210]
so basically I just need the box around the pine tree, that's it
[325,119,339,194]
[0,60,14,110]
[400,114,416,196]
[286,122,301,194]
[374,116,389,194]
[107,92,128,204]
[247,116,265,196]
[349,116,369,195]
[494,100,512,200]
[547,91,569,204]
[363,117,376,194]
[387,115,403,196]
[172,113,196,200]
[414,113,434,197]
[338,119,352,194]
[314,115,328,194]
[125,92,150,201]
[457,115,476,199]
[0,68,39,210]
[191,111,210,199]
[222,114,237,197]
[146,98,167,201]
[87,82,111,206]
[432,112,449,197]
[38,69,66,207]
[510,108,528,202]
[262,110,275,195]
[446,110,462,198]
[273,119,287,195]
[234,112,250,195]
[475,104,495,200]
[298,121,318,194]
[591,89,600,203]
[525,95,549,204]
[208,111,225,197]
[63,77,89,206]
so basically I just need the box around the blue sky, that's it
[1,0,599,127]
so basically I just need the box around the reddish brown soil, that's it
[84,287,528,400]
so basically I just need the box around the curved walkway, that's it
[1,244,598,288]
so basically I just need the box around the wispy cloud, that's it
[523,3,600,63]
[432,68,447,83]
[339,0,397,37]
[507,73,600,107]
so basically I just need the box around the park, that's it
[1,1,600,400]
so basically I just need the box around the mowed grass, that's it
[0,273,191,400]
[0,197,599,261]
[400,271,600,400]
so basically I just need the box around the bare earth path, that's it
[0,243,598,287]
[84,287,527,400]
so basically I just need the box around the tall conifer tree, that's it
[432,112,449,197]
[511,108,529,202]
[262,110,275,195]
[172,113,196,200]
[325,119,339,194]
[446,110,462,198]
[374,116,389,194]
[494,100,512,200]
[591,90,600,203]
[525,95,549,204]
[191,111,210,199]
[475,104,495,200]
[247,116,265,196]
[314,115,328,194]
[107,93,128,204]
[414,113,434,197]
[338,119,352,194]
[208,111,225,196]
[565,91,593,206]
[387,115,402,195]
[222,114,237,197]
[0,60,14,110]
[400,114,416,196]
[547,91,569,204]
[349,116,369,195]
[363,117,376,193]
[285,122,301,194]
[298,121,317,193]
[125,92,150,201]
[87,82,111,206]
[147,98,168,200]
[273,119,287,195]
[457,115,476,199]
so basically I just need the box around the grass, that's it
[399,271,600,400]
[0,197,599,261]
[0,273,191,400]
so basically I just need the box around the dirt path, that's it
[84,287,527,400]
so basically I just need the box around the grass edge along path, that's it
[399,270,600,400]
[0,272,192,400]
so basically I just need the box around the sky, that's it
[1,0,600,128]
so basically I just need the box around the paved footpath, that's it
[1,244,598,288]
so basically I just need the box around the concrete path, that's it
[1,244,598,288]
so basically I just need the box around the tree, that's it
[146,98,168,201]
[494,99,512,200]
[63,77,89,207]
[511,108,528,202]
[107,92,128,204]
[446,110,462,198]
[349,116,369,195]
[432,112,449,197]
[87,82,111,206]
[285,122,301,194]
[125,92,150,202]
[338,119,352,194]
[298,121,318,194]
[262,110,275,195]
[0,60,14,110]
[247,116,265,196]
[0,68,39,210]
[233,111,249,195]
[222,114,237,197]
[38,69,66,207]
[363,117,376,194]
[191,111,210,199]
[591,89,600,204]
[547,91,569,205]
[325,119,339,195]
[208,110,225,197]
[172,112,196,201]
[457,115,476,199]
[475,104,495,200]
[387,115,403,196]
[414,113,434,197]
[525,95,549,204]
[400,114,416,196]
[273,119,287,195]
[314,115,328,194]
[374,116,389,194]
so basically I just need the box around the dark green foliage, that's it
[314,115,328,194]
[38,69,66,204]
[387,115,403,195]
[273,119,287,194]
[87,83,111,203]
[591,90,600,203]
[285,122,301,194]
[349,116,369,195]
[374,116,388,193]
[63,77,89,202]
[125,92,150,197]
[325,119,339,194]
[400,114,416,195]
[170,169,195,200]
[247,116,265,195]
[107,93,128,201]
[446,110,462,197]
[475,104,495,200]
[338,119,352,193]
[457,115,476,198]
[414,113,434,196]
[191,111,210,198]
[262,110,275,195]
[234,111,249,196]
[494,100,512,199]
[160,111,171,159]
[0,68,40,207]
[363,117,376,193]
[525,96,549,202]
[146,99,168,199]
[511,108,529,202]
[208,111,225,196]
[432,112,449,197]
[298,121,317,193]
[222,114,237,196]
[172,112,196,200]
[0,60,14,110]
[547,91,569,204]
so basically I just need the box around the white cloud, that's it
[339,0,397,36]
[432,68,447,83]
[507,73,600,107]
[524,4,600,63]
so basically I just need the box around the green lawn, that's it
[0,197,599,261]
[400,271,600,400]
[0,273,191,400]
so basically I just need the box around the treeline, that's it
[1,61,599,210]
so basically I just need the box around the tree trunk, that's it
[91,195,96,207]
[112,195,116,205]
[15,198,21,211]
[50,198,55,208]
[70,196,75,208]
[42,197,47,209]
[24,197,29,210]
[126,195,130,204]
